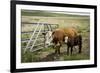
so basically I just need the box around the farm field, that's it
[21,10,90,63]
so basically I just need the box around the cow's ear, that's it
[52,31,55,35]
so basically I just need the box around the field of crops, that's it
[21,10,90,63]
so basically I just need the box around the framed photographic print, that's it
[10,0,97,72]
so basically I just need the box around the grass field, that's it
[21,10,90,63]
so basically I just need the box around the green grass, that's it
[63,54,89,60]
[21,49,41,63]
[21,47,90,63]
[21,47,54,63]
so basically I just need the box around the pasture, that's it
[21,10,90,63]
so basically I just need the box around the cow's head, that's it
[45,31,53,46]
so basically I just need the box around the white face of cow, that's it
[64,36,68,43]
[45,31,53,46]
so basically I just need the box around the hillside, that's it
[21,10,89,18]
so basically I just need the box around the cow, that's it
[45,27,82,55]
[65,35,82,55]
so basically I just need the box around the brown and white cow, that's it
[45,27,82,55]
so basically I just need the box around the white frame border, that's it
[16,4,94,69]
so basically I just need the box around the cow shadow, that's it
[39,47,81,62]
[39,52,68,62]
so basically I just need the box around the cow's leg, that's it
[67,46,70,55]
[54,45,57,54]
[71,46,73,55]
[58,42,62,54]
[53,43,58,54]
[58,46,61,54]
[78,35,82,53]
[54,46,60,55]
[79,44,82,53]
[56,42,61,55]
[55,48,57,54]
[54,46,60,54]
[70,38,74,55]
[55,46,58,54]
[56,46,59,54]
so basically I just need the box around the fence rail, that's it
[22,43,44,48]
[22,22,58,25]
[21,38,44,43]
[21,27,57,34]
